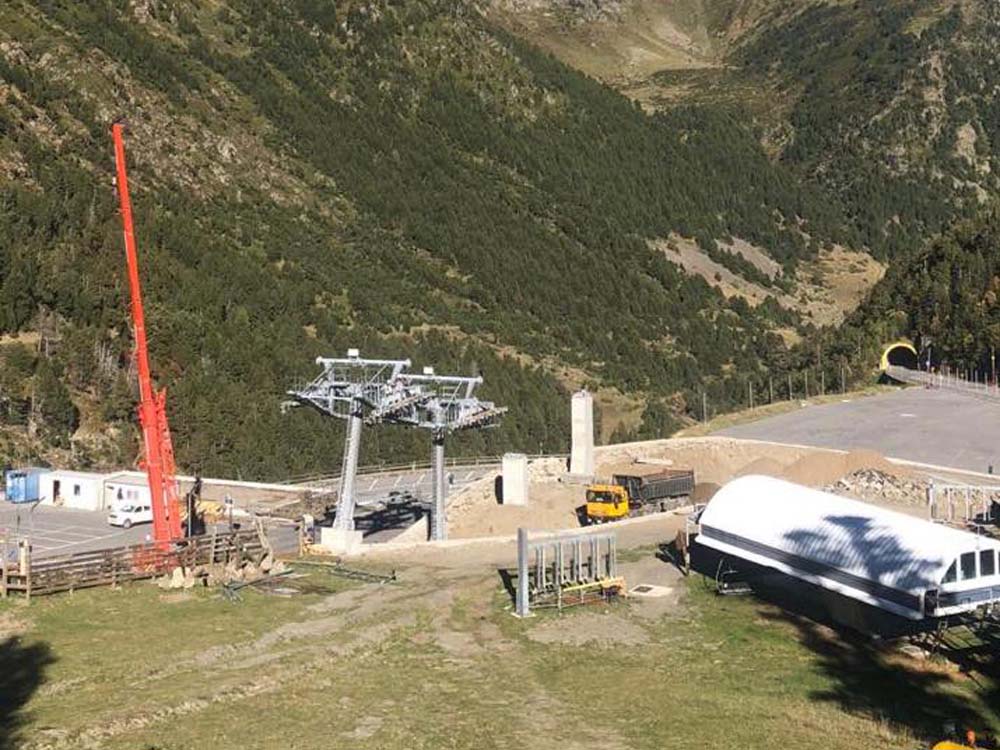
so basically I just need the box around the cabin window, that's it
[982,550,997,577]
[943,561,957,584]
[960,552,977,580]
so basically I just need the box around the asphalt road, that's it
[717,387,1000,474]
[307,465,496,504]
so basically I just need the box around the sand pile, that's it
[597,437,812,485]
[691,482,720,504]
[449,482,580,539]
[735,457,787,478]
[444,438,923,540]
[782,449,907,487]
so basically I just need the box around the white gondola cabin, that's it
[695,475,1000,621]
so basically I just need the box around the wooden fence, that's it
[0,529,268,600]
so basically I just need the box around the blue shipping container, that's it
[5,468,49,503]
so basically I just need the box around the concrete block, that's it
[318,527,364,555]
[569,390,595,480]
[502,453,529,506]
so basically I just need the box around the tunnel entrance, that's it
[879,341,918,371]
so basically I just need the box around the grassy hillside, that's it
[0,0,851,478]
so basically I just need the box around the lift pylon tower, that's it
[286,350,410,532]
[397,370,507,541]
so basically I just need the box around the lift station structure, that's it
[286,351,505,542]
[397,369,507,540]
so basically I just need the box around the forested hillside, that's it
[500,1,1000,258]
[842,207,1000,376]
[0,0,861,478]
[493,0,1000,389]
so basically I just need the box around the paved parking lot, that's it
[717,387,1000,474]
[0,504,150,558]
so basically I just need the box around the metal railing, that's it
[281,453,569,487]
[887,366,1000,403]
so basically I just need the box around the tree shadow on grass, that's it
[0,635,55,749]
[760,606,1000,744]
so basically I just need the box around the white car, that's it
[108,501,153,529]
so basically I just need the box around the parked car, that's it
[107,500,153,529]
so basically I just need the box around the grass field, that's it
[1,552,997,749]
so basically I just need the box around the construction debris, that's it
[826,469,929,507]
[289,557,397,584]
[156,554,288,590]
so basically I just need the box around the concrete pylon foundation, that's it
[568,390,595,481]
[319,526,363,554]
[501,453,529,505]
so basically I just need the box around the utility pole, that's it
[840,362,845,394]
[787,372,792,401]
[769,376,774,404]
[804,370,809,398]
[748,381,754,410]
[702,391,707,423]
[821,370,825,396]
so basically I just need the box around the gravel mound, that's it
[826,469,928,507]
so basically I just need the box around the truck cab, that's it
[585,484,631,523]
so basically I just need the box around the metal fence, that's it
[514,527,621,617]
[1,529,267,600]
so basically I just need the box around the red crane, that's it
[111,122,183,545]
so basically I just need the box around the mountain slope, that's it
[0,0,844,477]
[495,0,1000,258]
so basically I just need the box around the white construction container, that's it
[39,470,107,511]
[103,471,152,511]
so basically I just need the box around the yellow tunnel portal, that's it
[879,340,918,371]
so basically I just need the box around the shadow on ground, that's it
[763,608,1000,744]
[0,635,55,749]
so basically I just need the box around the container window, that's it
[943,561,957,584]
[960,552,977,580]
[73,484,81,496]
[982,550,997,577]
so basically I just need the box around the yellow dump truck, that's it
[585,467,695,524]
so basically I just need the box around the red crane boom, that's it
[111,122,183,545]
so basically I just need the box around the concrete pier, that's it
[568,390,595,481]
[502,453,529,505]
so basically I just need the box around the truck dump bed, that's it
[612,469,695,504]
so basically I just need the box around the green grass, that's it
[3,567,996,748]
